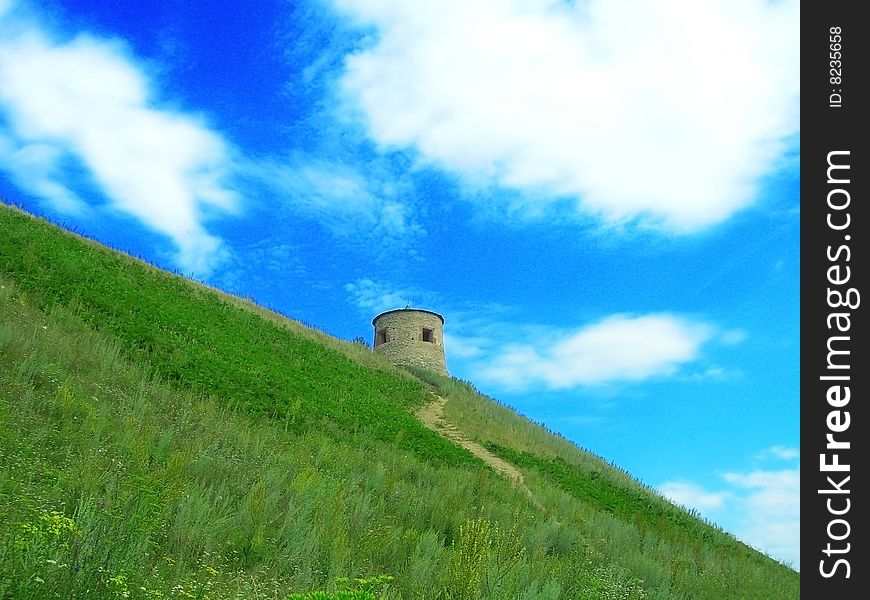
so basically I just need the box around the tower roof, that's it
[371,307,445,326]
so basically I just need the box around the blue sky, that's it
[0,0,800,569]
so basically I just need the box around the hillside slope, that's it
[0,203,799,599]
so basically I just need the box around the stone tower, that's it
[372,308,448,375]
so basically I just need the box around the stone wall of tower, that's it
[372,309,447,375]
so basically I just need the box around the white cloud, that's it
[443,332,489,359]
[333,0,799,231]
[720,329,749,346]
[345,278,426,314]
[658,465,800,570]
[760,445,800,461]
[0,136,86,214]
[254,158,423,245]
[476,313,712,389]
[722,468,800,569]
[0,18,238,274]
[685,366,729,382]
[658,481,729,511]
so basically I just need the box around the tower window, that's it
[376,330,389,346]
[421,327,434,343]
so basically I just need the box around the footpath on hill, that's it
[415,395,542,509]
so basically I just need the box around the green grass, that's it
[0,203,799,599]
[0,206,475,469]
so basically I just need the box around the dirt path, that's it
[416,395,541,509]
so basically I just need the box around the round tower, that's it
[372,308,448,375]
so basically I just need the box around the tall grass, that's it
[1,203,799,599]
[0,206,474,469]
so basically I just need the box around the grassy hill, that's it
[0,203,799,599]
